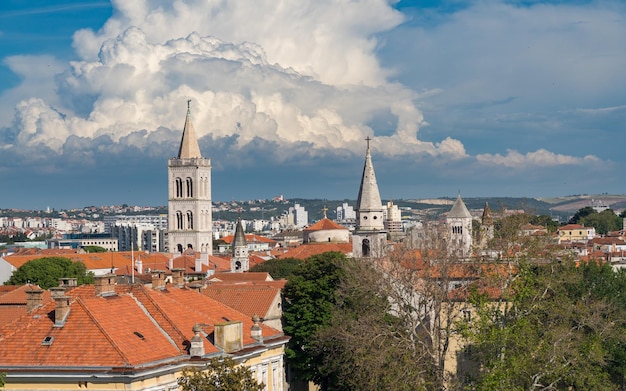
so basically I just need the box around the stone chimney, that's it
[168,257,174,271]
[54,295,71,327]
[58,277,77,288]
[189,324,205,357]
[171,268,185,287]
[94,274,116,296]
[25,288,44,312]
[251,314,263,344]
[50,286,66,299]
[151,270,166,290]
[214,321,243,353]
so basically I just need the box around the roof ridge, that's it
[131,285,188,346]
[75,297,132,366]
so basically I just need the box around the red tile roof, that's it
[220,234,277,245]
[202,285,281,319]
[304,218,348,232]
[276,242,353,260]
[0,283,286,371]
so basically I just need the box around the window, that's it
[186,177,193,198]
[187,211,193,229]
[176,211,183,229]
[175,178,183,198]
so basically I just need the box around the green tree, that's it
[463,260,626,390]
[250,257,302,279]
[529,214,559,233]
[178,357,263,391]
[6,257,95,289]
[580,209,622,235]
[568,206,596,224]
[282,252,346,384]
[311,256,434,391]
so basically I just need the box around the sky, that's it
[0,0,624,210]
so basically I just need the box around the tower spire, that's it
[177,100,202,159]
[355,137,384,231]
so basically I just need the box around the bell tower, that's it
[167,101,213,255]
[352,137,387,258]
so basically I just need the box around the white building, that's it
[288,203,308,229]
[383,200,402,233]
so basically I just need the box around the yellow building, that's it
[557,223,597,243]
[0,274,288,391]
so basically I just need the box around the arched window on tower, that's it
[175,178,183,198]
[362,238,371,257]
[176,211,183,230]
[187,211,193,230]
[186,177,193,198]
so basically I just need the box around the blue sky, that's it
[0,0,624,210]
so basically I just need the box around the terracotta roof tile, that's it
[277,242,353,260]
[202,285,281,319]
[304,218,348,232]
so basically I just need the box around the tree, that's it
[282,252,345,384]
[178,357,264,391]
[463,260,626,390]
[250,257,302,279]
[568,206,596,224]
[311,256,434,391]
[6,257,94,289]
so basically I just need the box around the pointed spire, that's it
[482,202,493,225]
[177,100,202,159]
[356,137,383,212]
[233,218,247,251]
[448,193,472,219]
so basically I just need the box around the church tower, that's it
[447,193,473,258]
[479,202,494,248]
[352,138,387,258]
[231,218,249,272]
[167,101,213,255]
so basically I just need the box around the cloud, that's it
[1,0,618,210]
[476,149,600,168]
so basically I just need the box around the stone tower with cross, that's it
[352,137,387,258]
[167,101,213,255]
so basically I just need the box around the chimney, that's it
[214,321,243,353]
[58,277,77,288]
[171,268,185,287]
[168,257,174,271]
[94,274,116,296]
[50,286,66,298]
[135,258,143,274]
[189,324,205,357]
[54,295,71,327]
[251,314,263,344]
[25,288,44,312]
[195,257,203,273]
[151,270,166,290]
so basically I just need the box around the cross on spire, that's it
[187,99,192,115]
[365,136,371,150]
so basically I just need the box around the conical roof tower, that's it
[355,137,384,231]
[231,218,249,272]
[449,193,472,219]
